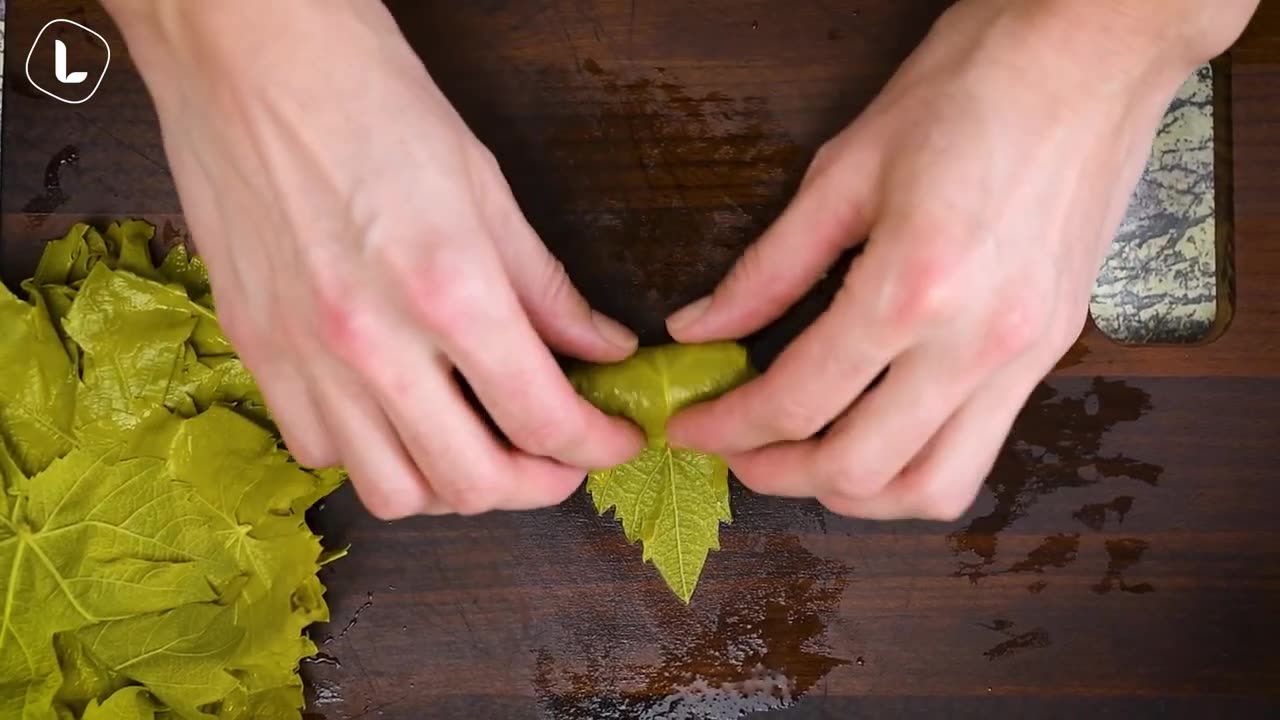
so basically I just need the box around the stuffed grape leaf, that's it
[0,220,342,720]
[571,342,754,603]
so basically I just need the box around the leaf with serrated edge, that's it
[82,686,163,720]
[1,449,233,643]
[0,282,77,478]
[572,342,753,602]
[0,221,342,719]
[77,603,241,716]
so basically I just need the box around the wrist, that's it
[1032,0,1259,75]
[944,0,1257,111]
[100,0,416,103]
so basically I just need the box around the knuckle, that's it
[806,131,858,179]
[364,500,408,521]
[542,477,582,507]
[451,491,494,517]
[432,473,496,516]
[816,456,879,502]
[407,249,488,336]
[884,248,962,331]
[360,481,426,521]
[818,493,861,518]
[510,409,579,459]
[811,141,838,171]
[430,447,510,516]
[726,462,771,495]
[535,465,589,508]
[469,145,504,179]
[727,245,766,291]
[767,398,827,442]
[311,276,367,353]
[920,495,969,522]
[805,141,841,184]
[829,475,874,503]
[534,256,575,308]
[912,476,973,522]
[284,439,337,470]
[986,298,1046,358]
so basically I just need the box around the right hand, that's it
[107,0,644,518]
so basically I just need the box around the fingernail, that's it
[591,311,637,351]
[667,296,711,333]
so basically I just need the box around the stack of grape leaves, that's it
[0,221,343,720]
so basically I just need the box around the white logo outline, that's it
[26,19,111,105]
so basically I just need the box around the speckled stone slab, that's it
[1090,64,1218,344]
[0,16,1219,344]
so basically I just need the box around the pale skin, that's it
[103,0,1259,521]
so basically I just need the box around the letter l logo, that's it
[55,39,88,84]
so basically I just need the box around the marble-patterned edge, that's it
[1090,64,1218,344]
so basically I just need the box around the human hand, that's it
[105,0,644,518]
[664,0,1256,520]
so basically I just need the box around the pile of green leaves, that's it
[0,221,342,719]
[571,342,755,603]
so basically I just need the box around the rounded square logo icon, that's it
[26,19,112,105]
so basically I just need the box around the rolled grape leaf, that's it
[571,342,755,603]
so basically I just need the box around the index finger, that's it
[395,241,644,469]
[667,232,930,456]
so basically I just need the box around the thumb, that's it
[490,202,637,363]
[666,152,877,343]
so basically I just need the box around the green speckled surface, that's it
[1091,64,1219,344]
[0,19,1219,344]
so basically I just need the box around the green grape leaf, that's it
[0,282,77,478]
[76,604,242,716]
[0,449,233,720]
[82,687,163,720]
[571,342,754,603]
[102,220,162,283]
[0,221,344,719]
[64,264,197,440]
[0,620,61,720]
[155,243,213,309]
[53,633,131,715]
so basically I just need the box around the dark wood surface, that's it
[3,2,1279,719]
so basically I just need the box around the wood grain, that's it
[2,2,1278,719]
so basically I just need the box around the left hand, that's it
[663,0,1229,520]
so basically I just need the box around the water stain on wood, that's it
[306,679,344,715]
[948,378,1162,583]
[1003,534,1081,576]
[322,591,375,646]
[979,619,1052,661]
[1093,538,1156,595]
[1073,496,1135,531]
[22,145,80,222]
[532,534,848,719]
[301,652,342,669]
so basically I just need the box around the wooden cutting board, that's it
[3,2,1279,718]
